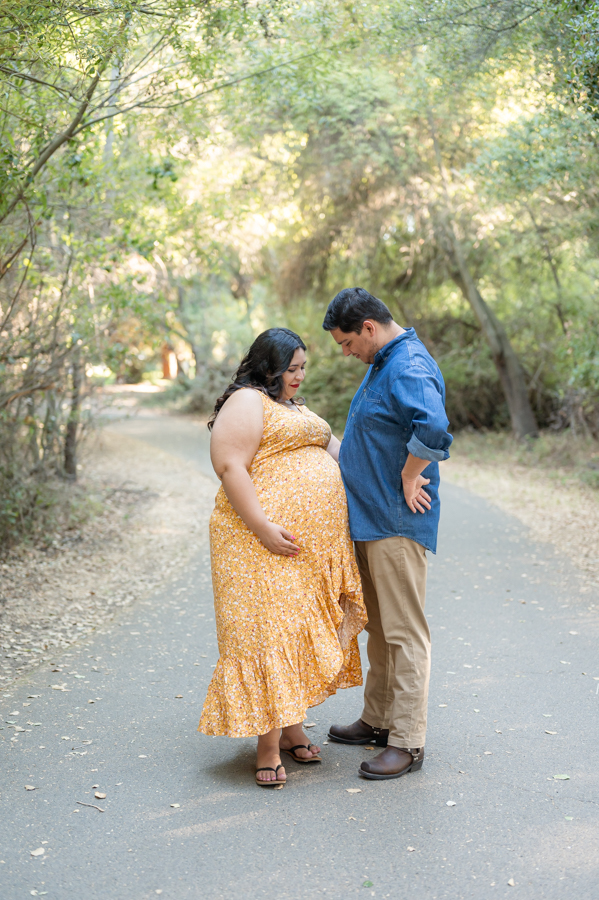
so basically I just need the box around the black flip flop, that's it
[255,764,286,787]
[281,743,322,764]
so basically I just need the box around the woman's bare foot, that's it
[280,722,321,759]
[256,728,286,783]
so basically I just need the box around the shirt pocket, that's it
[359,389,383,431]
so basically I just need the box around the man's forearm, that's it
[401,452,429,480]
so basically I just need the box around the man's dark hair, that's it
[322,287,393,334]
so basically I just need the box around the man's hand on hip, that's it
[401,452,432,513]
[402,473,431,513]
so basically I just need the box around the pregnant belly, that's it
[252,445,348,541]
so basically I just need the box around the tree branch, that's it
[72,46,329,134]
[0,17,129,224]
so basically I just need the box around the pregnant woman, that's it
[198,327,366,787]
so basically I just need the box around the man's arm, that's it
[393,364,453,514]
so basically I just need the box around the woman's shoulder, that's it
[222,387,265,410]
[214,388,265,431]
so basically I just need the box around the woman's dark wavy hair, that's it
[208,327,306,430]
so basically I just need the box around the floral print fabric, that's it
[198,391,367,738]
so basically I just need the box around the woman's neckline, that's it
[273,397,302,414]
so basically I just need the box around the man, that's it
[323,287,452,780]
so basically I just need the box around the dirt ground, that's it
[2,417,597,691]
[0,427,216,689]
[444,441,599,599]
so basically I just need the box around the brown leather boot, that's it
[358,746,424,780]
[328,718,389,747]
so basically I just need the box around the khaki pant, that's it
[355,536,430,749]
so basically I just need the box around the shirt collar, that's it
[373,327,415,367]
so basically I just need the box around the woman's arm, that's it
[210,390,300,556]
[326,433,341,463]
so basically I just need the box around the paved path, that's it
[1,415,598,900]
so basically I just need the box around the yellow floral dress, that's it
[198,391,367,738]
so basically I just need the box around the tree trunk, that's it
[64,348,83,479]
[449,253,539,439]
[427,112,539,439]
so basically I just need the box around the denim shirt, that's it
[338,328,452,553]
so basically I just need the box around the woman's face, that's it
[279,347,306,401]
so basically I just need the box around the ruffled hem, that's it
[198,610,362,737]
[198,542,367,738]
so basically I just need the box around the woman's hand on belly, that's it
[256,521,300,557]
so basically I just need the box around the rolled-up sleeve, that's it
[393,364,453,462]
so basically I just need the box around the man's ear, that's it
[361,320,376,336]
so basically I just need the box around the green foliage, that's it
[2,0,599,545]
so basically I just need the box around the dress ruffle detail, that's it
[199,543,366,738]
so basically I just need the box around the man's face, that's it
[330,321,379,365]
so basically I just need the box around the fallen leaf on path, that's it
[51,684,70,691]
[458,770,466,774]
[542,714,552,717]
[273,784,284,790]
[495,730,502,734]
[407,847,416,852]
[439,704,448,708]
[24,785,35,791]
[304,722,316,727]
[170,803,180,808]
[484,751,493,755]
[174,695,182,699]
[346,788,362,793]
[348,816,356,820]
[508,878,516,887]
[30,848,44,857]
[446,801,456,807]
[76,801,104,812]
[362,881,373,887]
[545,731,558,735]
[94,792,106,800]
[553,774,570,780]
